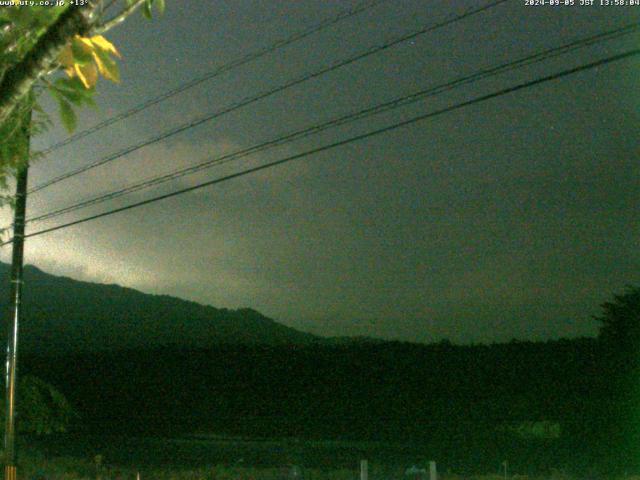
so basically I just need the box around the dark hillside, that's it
[0,263,317,353]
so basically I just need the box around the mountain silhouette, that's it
[0,262,318,353]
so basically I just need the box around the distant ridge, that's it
[0,262,319,353]
[322,335,386,345]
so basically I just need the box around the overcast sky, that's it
[2,0,638,344]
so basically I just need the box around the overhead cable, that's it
[39,0,390,156]
[29,0,509,194]
[8,48,637,245]
[24,21,640,225]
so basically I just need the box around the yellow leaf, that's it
[58,45,74,69]
[73,62,98,89]
[91,49,120,83]
[90,35,121,58]
[59,34,121,88]
[90,51,107,77]
[75,36,94,50]
[82,63,99,88]
[72,64,87,88]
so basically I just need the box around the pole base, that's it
[4,465,16,480]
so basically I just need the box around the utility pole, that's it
[3,105,31,480]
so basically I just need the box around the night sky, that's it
[2,0,638,344]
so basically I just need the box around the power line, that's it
[39,0,389,156]
[28,0,509,195]
[9,48,637,245]
[23,21,640,225]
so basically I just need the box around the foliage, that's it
[0,5,71,158]
[0,95,33,183]
[52,34,122,131]
[0,5,118,142]
[0,375,78,435]
[595,285,640,354]
[0,6,68,75]
[0,0,165,187]
[593,282,640,452]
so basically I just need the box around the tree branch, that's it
[92,0,145,34]
[0,2,100,128]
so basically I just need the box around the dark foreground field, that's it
[22,432,584,478]
[12,437,637,480]
[20,337,636,476]
[26,434,456,470]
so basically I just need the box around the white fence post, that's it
[361,460,368,480]
[429,461,437,480]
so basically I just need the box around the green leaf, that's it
[51,83,81,106]
[71,39,93,65]
[143,0,153,19]
[0,104,29,170]
[54,77,95,106]
[56,76,93,96]
[92,47,120,83]
[4,8,35,29]
[57,98,77,133]
[53,78,96,110]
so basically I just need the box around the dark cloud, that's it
[3,0,637,343]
